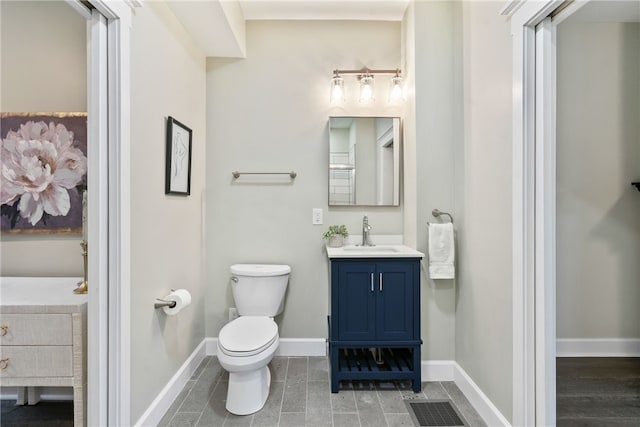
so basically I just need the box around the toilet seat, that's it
[218,316,278,357]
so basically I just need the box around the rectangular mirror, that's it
[329,117,401,206]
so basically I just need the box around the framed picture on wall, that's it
[0,112,88,234]
[165,116,192,196]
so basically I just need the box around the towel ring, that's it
[432,209,453,223]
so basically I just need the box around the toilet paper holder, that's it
[154,289,177,309]
[154,299,177,309]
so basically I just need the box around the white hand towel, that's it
[428,223,455,279]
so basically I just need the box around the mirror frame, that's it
[328,116,401,207]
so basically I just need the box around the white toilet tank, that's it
[230,264,290,316]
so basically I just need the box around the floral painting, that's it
[1,112,87,234]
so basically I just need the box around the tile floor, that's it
[158,356,487,427]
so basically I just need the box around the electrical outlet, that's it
[312,208,323,225]
[228,307,238,321]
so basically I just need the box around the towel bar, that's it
[432,209,453,223]
[232,171,297,179]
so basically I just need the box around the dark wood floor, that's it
[0,400,73,427]
[557,357,640,426]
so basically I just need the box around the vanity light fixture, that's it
[359,74,374,103]
[330,71,345,103]
[330,68,403,104]
[389,72,404,102]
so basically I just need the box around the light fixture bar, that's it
[334,68,401,76]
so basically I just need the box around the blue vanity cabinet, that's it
[328,258,421,393]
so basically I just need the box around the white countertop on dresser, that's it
[0,277,87,313]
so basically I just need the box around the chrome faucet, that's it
[362,215,374,246]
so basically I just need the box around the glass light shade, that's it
[330,75,345,103]
[359,75,374,103]
[389,75,404,102]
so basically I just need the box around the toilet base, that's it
[225,365,271,415]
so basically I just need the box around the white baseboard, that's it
[453,363,511,427]
[205,337,327,357]
[134,340,206,427]
[557,338,640,357]
[421,360,455,381]
[421,360,509,426]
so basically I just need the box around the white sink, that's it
[342,245,399,252]
[326,244,424,259]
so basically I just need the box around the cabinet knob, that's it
[0,358,9,370]
[0,325,7,336]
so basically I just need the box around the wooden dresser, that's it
[0,277,87,427]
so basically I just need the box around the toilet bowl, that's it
[217,316,279,415]
[217,264,290,415]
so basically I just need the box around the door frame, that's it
[501,1,590,425]
[68,0,136,425]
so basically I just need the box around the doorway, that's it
[506,0,640,425]
[0,0,131,425]
[554,3,640,425]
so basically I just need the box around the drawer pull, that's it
[0,358,9,370]
[0,325,7,336]
[380,273,383,292]
[370,273,374,292]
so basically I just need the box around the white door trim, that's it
[502,1,591,425]
[86,8,109,426]
[85,1,135,425]
[503,3,560,424]
[534,17,556,427]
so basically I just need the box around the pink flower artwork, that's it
[1,113,87,233]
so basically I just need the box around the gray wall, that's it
[412,0,459,362]
[556,21,640,339]
[455,1,514,421]
[205,20,403,339]
[129,2,207,422]
[0,0,86,277]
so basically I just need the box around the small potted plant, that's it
[323,225,349,247]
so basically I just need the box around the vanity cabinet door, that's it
[336,262,376,341]
[375,261,414,341]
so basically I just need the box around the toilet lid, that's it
[218,316,278,357]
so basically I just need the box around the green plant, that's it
[322,224,349,240]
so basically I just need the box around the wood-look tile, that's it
[333,413,361,427]
[2,356,489,427]
[442,381,487,427]
[196,381,228,427]
[331,388,358,413]
[306,381,332,427]
[385,413,415,427]
[269,357,289,382]
[557,357,640,424]
[251,381,284,427]
[308,357,329,381]
[277,412,305,427]
[354,390,387,427]
[167,412,201,427]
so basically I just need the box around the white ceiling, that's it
[239,0,410,21]
[167,0,409,57]
[168,0,639,58]
[568,0,640,23]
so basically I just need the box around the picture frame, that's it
[165,116,192,195]
[1,112,87,234]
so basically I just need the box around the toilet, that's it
[216,264,290,415]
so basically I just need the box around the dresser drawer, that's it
[0,346,72,378]
[0,314,72,346]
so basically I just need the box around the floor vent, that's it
[405,399,468,427]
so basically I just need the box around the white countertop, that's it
[0,277,87,313]
[326,244,425,259]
